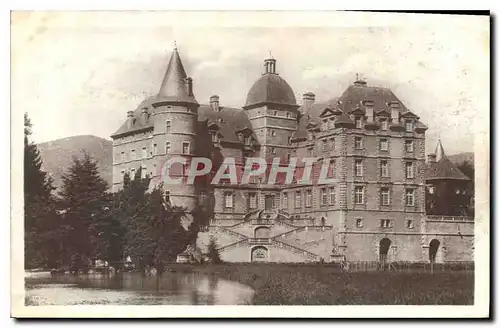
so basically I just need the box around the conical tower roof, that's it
[424,141,470,181]
[157,47,198,104]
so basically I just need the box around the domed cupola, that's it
[243,57,298,110]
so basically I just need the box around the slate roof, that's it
[110,97,156,138]
[244,73,298,109]
[424,141,470,181]
[339,83,410,114]
[197,105,257,144]
[157,48,198,105]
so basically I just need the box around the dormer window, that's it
[211,131,219,143]
[405,119,414,132]
[380,118,389,131]
[355,116,363,129]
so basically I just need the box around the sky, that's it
[11,11,489,155]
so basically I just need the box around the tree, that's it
[24,113,58,269]
[125,184,190,274]
[58,152,109,271]
[98,168,151,270]
[206,236,222,264]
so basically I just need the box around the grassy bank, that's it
[165,263,474,305]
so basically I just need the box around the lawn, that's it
[165,263,474,305]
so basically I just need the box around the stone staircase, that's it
[204,209,332,262]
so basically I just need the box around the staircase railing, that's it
[272,239,318,261]
[217,239,249,252]
[211,226,249,240]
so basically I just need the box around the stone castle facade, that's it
[111,47,474,263]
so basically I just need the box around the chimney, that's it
[141,107,148,124]
[427,154,436,163]
[185,77,193,96]
[127,111,134,129]
[210,95,220,112]
[302,92,315,113]
[363,100,374,123]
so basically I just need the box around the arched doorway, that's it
[251,246,268,262]
[429,239,440,263]
[254,226,271,239]
[379,238,392,263]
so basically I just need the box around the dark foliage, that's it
[24,113,59,269]
[57,152,109,268]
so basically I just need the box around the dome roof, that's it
[244,59,297,109]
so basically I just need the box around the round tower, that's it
[151,47,199,215]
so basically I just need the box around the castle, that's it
[111,47,474,263]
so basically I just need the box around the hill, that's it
[37,135,113,190]
[448,152,474,165]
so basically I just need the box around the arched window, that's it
[429,239,440,263]
[251,246,268,262]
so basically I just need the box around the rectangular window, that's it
[321,188,328,206]
[166,120,171,133]
[286,112,291,119]
[355,159,363,177]
[271,129,276,136]
[405,119,414,132]
[165,142,171,154]
[354,136,363,149]
[130,149,136,160]
[164,191,170,203]
[121,151,125,162]
[224,192,234,208]
[328,159,335,178]
[379,139,388,151]
[380,160,389,178]
[380,219,392,228]
[270,147,276,155]
[182,142,190,155]
[248,192,257,209]
[120,169,125,181]
[330,138,335,150]
[307,147,313,156]
[130,168,136,179]
[355,116,363,129]
[322,139,328,151]
[407,219,415,229]
[380,187,390,206]
[142,147,147,159]
[305,189,312,207]
[282,193,288,209]
[153,144,157,155]
[380,118,389,130]
[354,186,364,204]
[356,218,364,228]
[295,191,302,208]
[405,188,415,206]
[405,161,414,179]
[322,119,328,131]
[405,140,414,152]
[329,187,335,205]
[141,166,147,179]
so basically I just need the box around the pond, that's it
[25,271,254,305]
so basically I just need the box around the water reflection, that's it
[25,271,254,305]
